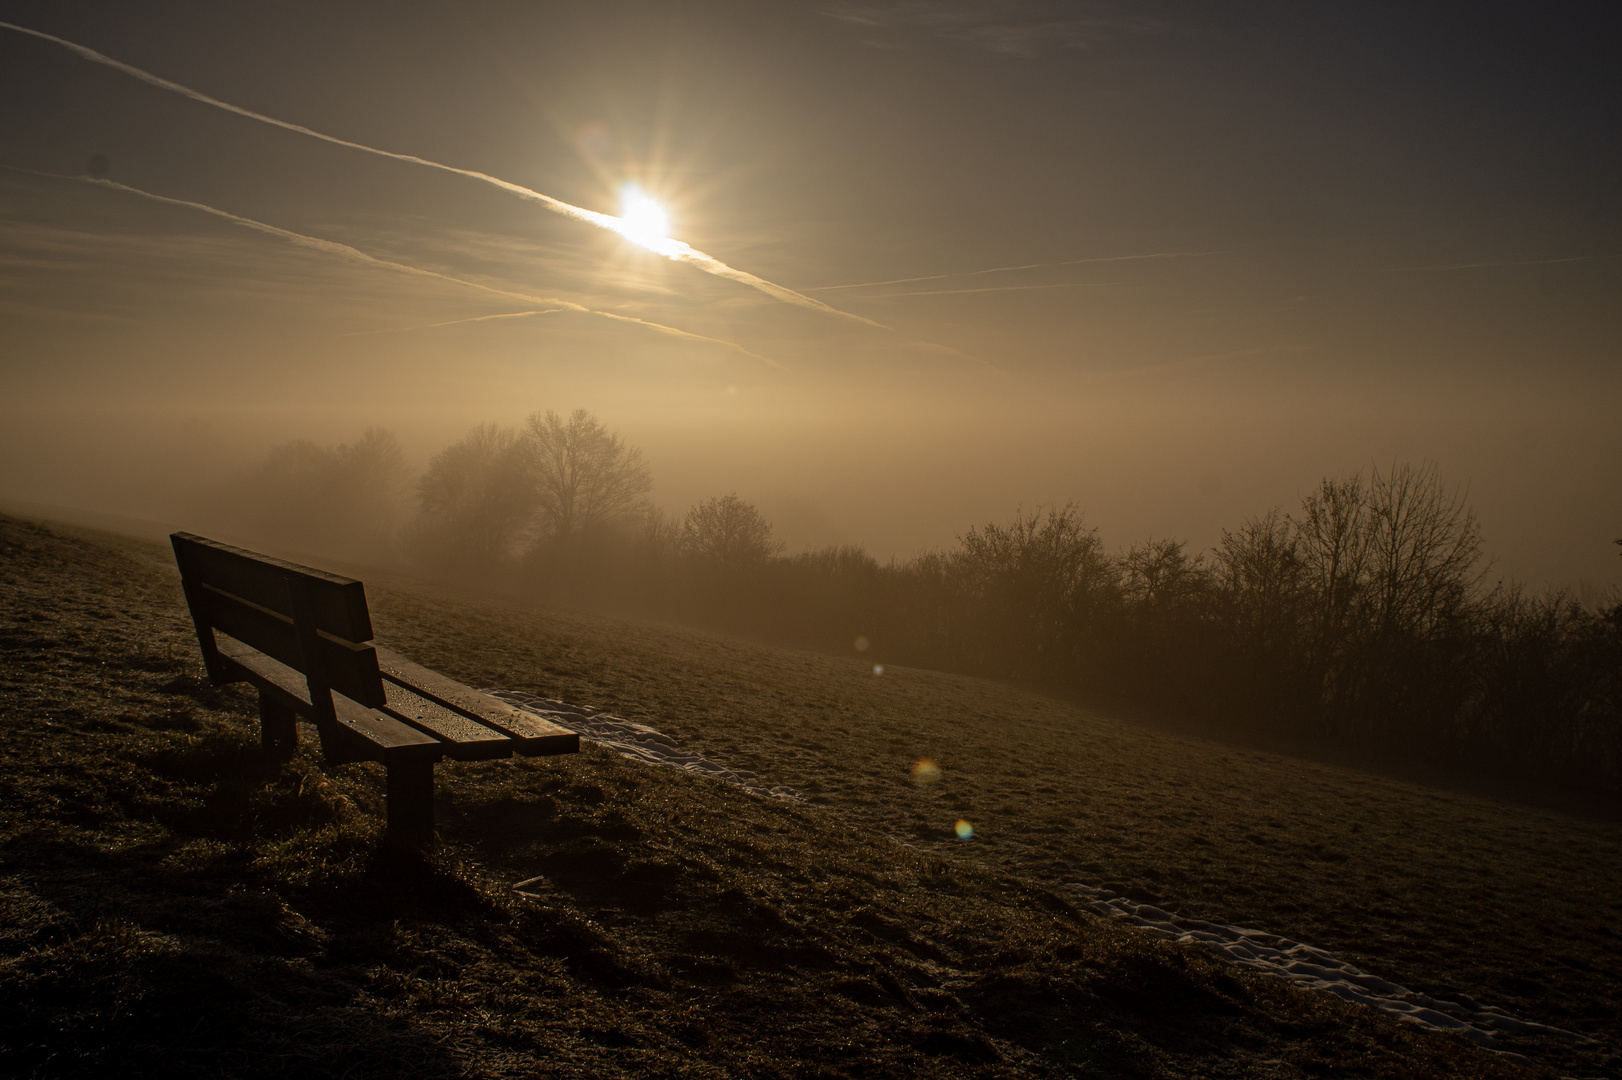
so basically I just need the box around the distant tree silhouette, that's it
[335,428,410,546]
[641,505,684,563]
[683,494,781,568]
[956,505,1110,605]
[952,505,1114,679]
[1363,462,1482,641]
[1211,508,1314,722]
[411,423,534,573]
[216,427,407,559]
[1292,474,1372,707]
[388,429,1622,797]
[522,409,653,547]
[1118,537,1207,613]
[1215,508,1305,655]
[1289,465,1484,741]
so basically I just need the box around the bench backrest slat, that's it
[172,533,385,711]
[196,585,386,707]
[172,532,374,642]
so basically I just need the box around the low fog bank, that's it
[3,398,1618,806]
[2,386,1618,594]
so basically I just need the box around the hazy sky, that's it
[2,1,1618,589]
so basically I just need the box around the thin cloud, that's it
[10,167,780,368]
[1381,255,1620,272]
[812,250,1224,291]
[904,338,1008,376]
[1083,344,1315,384]
[0,19,882,329]
[0,296,134,324]
[866,280,1128,299]
[823,1,1167,56]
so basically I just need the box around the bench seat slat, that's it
[376,647,580,755]
[216,636,442,765]
[217,634,309,711]
[381,682,517,761]
[331,694,443,764]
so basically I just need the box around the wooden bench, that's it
[171,532,579,844]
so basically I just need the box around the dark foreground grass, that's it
[0,515,1600,1078]
[363,567,1622,1078]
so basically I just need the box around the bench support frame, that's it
[259,692,298,763]
[386,760,436,846]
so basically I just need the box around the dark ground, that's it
[0,513,1610,1078]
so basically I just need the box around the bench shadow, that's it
[0,831,474,1079]
[439,773,851,978]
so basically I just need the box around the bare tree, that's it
[641,505,685,564]
[1215,507,1305,656]
[1292,473,1372,661]
[1363,461,1482,639]
[1119,537,1206,612]
[955,504,1111,603]
[413,423,535,571]
[335,428,410,551]
[683,494,781,567]
[951,504,1114,678]
[216,427,408,560]
[1290,464,1481,646]
[523,409,653,545]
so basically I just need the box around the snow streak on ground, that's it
[1067,883,1595,1056]
[486,688,800,801]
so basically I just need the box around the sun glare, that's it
[617,182,671,250]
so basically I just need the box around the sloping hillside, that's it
[0,514,1602,1077]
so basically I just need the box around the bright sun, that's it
[617,182,670,248]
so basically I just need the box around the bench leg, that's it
[385,760,435,846]
[259,692,297,763]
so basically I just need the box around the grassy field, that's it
[1,513,1614,1078]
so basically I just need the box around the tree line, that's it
[208,413,1622,799]
[204,410,786,594]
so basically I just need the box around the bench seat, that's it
[174,533,579,843]
[376,647,579,755]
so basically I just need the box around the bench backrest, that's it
[171,533,386,717]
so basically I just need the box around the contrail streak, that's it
[19,167,780,367]
[0,19,882,329]
[810,251,1224,292]
[343,310,568,336]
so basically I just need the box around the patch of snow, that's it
[485,688,800,801]
[1067,883,1596,1056]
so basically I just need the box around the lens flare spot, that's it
[954,819,975,840]
[911,757,941,785]
[854,636,870,652]
[617,182,670,249]
[576,119,613,160]
[873,664,884,676]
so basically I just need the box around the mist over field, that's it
[4,0,1619,800]
[2,1,1619,592]
[2,0,1619,818]
[2,4,1622,1075]
[2,380,1619,596]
